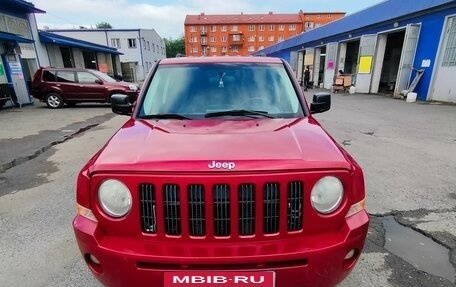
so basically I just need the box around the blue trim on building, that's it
[39,31,123,55]
[0,31,34,44]
[253,0,456,102]
[254,0,455,56]
[1,0,45,14]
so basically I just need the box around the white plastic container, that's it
[406,92,417,102]
[349,86,356,94]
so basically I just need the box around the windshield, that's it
[91,70,117,83]
[138,63,304,119]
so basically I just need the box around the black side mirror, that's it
[310,92,331,114]
[111,94,133,116]
[95,79,103,85]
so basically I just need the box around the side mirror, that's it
[310,92,331,114]
[95,79,103,85]
[111,94,133,116]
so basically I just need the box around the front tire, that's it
[45,93,64,109]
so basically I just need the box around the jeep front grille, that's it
[139,181,304,238]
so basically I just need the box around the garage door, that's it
[432,16,456,102]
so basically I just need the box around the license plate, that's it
[164,271,275,287]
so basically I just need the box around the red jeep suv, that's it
[31,67,139,108]
[73,56,369,287]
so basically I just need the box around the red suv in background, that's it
[31,67,139,108]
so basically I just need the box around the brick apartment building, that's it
[184,10,345,56]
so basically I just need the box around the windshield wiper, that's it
[205,109,275,119]
[138,113,190,120]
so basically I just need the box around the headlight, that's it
[311,176,344,214]
[98,179,132,217]
[128,84,138,91]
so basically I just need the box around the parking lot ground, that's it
[0,90,455,286]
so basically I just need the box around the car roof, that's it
[39,67,97,72]
[160,56,283,65]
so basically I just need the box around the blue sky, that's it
[33,0,384,39]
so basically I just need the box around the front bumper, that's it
[73,210,369,287]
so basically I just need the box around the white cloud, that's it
[32,0,382,39]
[33,0,258,39]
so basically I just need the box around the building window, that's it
[248,46,255,52]
[232,34,241,41]
[258,45,264,50]
[191,47,198,53]
[248,35,255,42]
[268,35,274,42]
[221,36,227,42]
[143,39,146,49]
[248,25,255,31]
[317,14,321,18]
[278,24,284,31]
[328,14,332,18]
[210,25,217,32]
[222,46,227,52]
[232,46,239,52]
[268,24,274,31]
[278,35,284,41]
[259,25,265,31]
[210,36,216,42]
[128,38,137,48]
[211,46,216,52]
[152,44,155,52]
[258,36,264,42]
[190,26,196,32]
[231,25,238,31]
[305,22,314,29]
[190,36,197,43]
[221,25,227,32]
[111,38,121,48]
[289,24,296,31]
[442,21,456,66]
[147,41,150,50]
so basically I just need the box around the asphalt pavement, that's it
[0,91,455,286]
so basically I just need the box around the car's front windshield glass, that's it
[138,63,304,119]
[91,70,117,83]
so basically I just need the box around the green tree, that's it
[164,36,185,58]
[96,22,113,29]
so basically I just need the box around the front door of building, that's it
[394,23,421,97]
[432,16,456,102]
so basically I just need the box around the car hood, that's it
[106,81,136,88]
[88,118,353,174]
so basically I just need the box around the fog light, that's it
[89,254,100,264]
[344,249,355,260]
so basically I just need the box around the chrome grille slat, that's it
[213,184,230,236]
[140,184,156,233]
[263,183,280,234]
[163,184,181,235]
[188,184,205,236]
[239,184,255,236]
[288,181,303,231]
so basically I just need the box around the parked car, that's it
[31,67,139,108]
[73,56,369,287]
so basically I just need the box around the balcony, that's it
[200,30,207,36]
[229,33,244,46]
